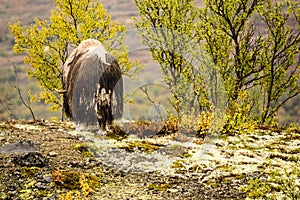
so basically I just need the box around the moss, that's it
[216,164,237,173]
[235,173,243,179]
[119,141,161,153]
[221,177,229,184]
[283,131,300,141]
[53,169,100,192]
[18,167,53,199]
[61,170,82,190]
[35,190,53,198]
[189,164,200,172]
[287,155,299,162]
[242,164,300,199]
[21,167,41,178]
[59,191,81,200]
[181,151,192,158]
[268,153,299,162]
[171,160,184,169]
[171,160,186,174]
[73,144,94,157]
[0,192,7,199]
[204,180,219,188]
[147,183,171,191]
[84,173,101,190]
[56,172,99,199]
[290,148,300,154]
[19,179,52,199]
[241,177,271,199]
[106,124,127,141]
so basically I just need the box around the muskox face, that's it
[61,39,123,131]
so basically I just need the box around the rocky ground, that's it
[0,120,299,200]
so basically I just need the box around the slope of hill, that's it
[0,0,299,125]
[1,120,299,199]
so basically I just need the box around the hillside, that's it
[0,0,299,124]
[0,120,299,199]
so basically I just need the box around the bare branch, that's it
[9,62,36,120]
[0,98,18,120]
[139,86,164,120]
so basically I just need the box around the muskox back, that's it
[62,39,123,131]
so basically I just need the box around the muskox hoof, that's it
[97,129,107,136]
[75,123,85,131]
[75,123,99,132]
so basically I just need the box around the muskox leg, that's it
[98,111,106,131]
[95,86,112,131]
[98,101,113,131]
[106,93,113,127]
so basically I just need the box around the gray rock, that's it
[12,152,48,167]
[35,182,47,190]
[0,140,38,154]
[43,176,53,183]
[48,151,58,157]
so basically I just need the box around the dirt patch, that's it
[1,120,298,199]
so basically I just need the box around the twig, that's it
[139,86,163,120]
[9,63,36,120]
[0,98,18,120]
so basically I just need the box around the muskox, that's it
[60,39,123,131]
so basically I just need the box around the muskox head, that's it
[61,39,123,131]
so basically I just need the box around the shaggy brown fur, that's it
[61,39,123,130]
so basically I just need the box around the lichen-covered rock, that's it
[12,152,48,167]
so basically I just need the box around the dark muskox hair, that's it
[62,39,123,131]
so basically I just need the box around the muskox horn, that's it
[55,89,67,94]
